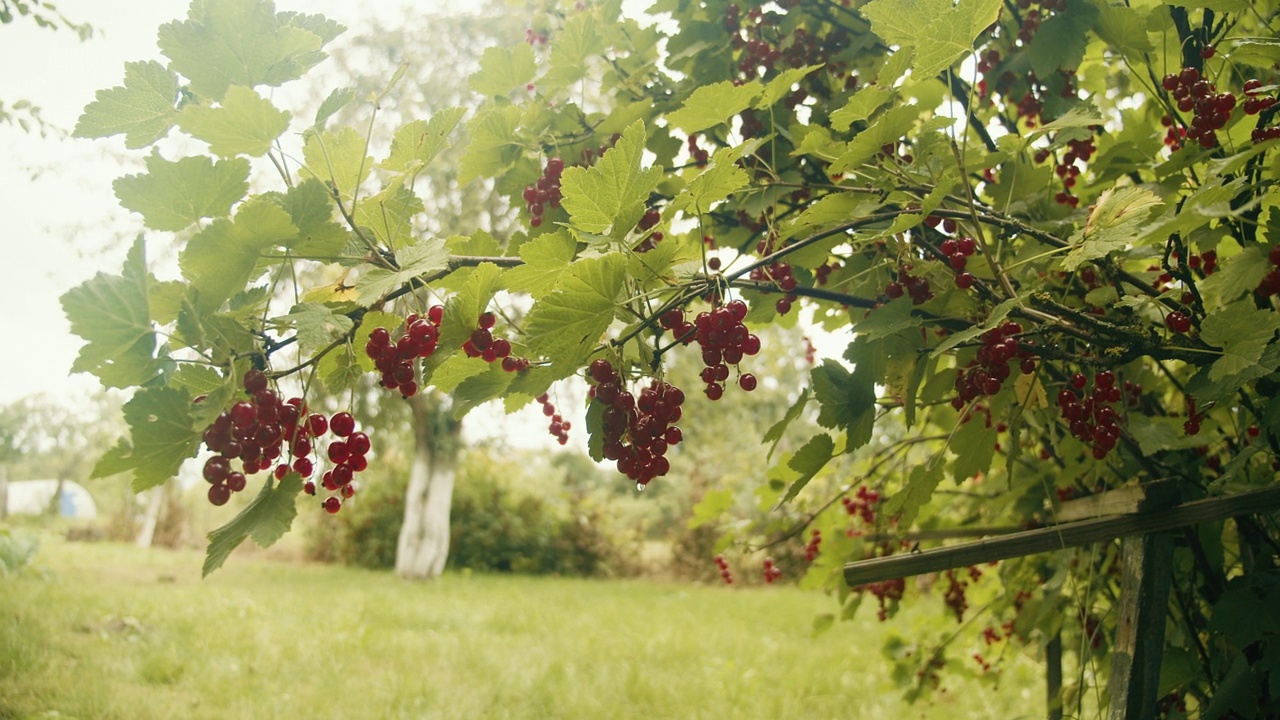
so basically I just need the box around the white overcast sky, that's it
[0,1,477,407]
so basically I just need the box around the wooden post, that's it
[1107,532,1174,720]
[1046,631,1063,720]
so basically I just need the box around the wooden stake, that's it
[1108,533,1174,720]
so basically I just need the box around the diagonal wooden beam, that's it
[843,484,1280,587]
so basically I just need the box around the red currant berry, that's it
[330,412,356,437]
[208,483,232,506]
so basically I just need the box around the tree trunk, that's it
[0,464,8,520]
[395,393,461,580]
[135,483,165,548]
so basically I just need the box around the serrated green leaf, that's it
[354,239,449,306]
[1127,415,1205,456]
[505,230,578,299]
[353,183,424,249]
[317,345,364,394]
[560,120,662,235]
[430,354,491,394]
[810,359,876,438]
[91,386,201,493]
[203,474,303,577]
[829,104,921,175]
[666,80,762,134]
[1200,303,1280,384]
[381,108,466,173]
[314,87,356,129]
[1200,245,1271,305]
[543,13,603,88]
[113,153,250,232]
[180,198,299,313]
[670,146,750,215]
[176,85,291,157]
[783,191,878,240]
[688,489,734,529]
[273,303,353,353]
[433,263,506,373]
[470,42,536,98]
[912,0,1002,78]
[861,0,952,46]
[758,65,822,108]
[1026,104,1107,140]
[60,237,160,388]
[170,364,227,396]
[73,60,178,148]
[158,0,328,101]
[1093,3,1152,55]
[830,85,896,132]
[452,365,516,418]
[524,254,625,363]
[1026,3,1096,78]
[302,125,372,202]
[458,105,523,185]
[1061,186,1164,271]
[781,433,835,504]
[280,178,349,257]
[884,463,943,528]
[949,418,997,483]
[763,388,811,460]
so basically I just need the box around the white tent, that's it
[5,479,98,519]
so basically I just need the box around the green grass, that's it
[0,535,1046,719]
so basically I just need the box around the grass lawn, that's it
[1,534,1046,719]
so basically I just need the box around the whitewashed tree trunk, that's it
[135,483,165,548]
[395,393,461,580]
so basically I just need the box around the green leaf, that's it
[931,296,1021,357]
[861,0,952,46]
[1200,303,1280,384]
[158,0,329,101]
[885,463,943,528]
[60,237,159,388]
[430,354,492,394]
[811,359,875,434]
[505,230,578,299]
[666,80,762,134]
[1093,2,1152,55]
[354,239,450,306]
[1128,415,1206,456]
[280,178,349,257]
[302,125,372,202]
[783,191,878,240]
[543,13,603,88]
[91,386,202,493]
[452,365,516,418]
[763,387,811,460]
[470,42,536,98]
[73,60,178,148]
[758,65,822,108]
[317,345,363,394]
[1026,104,1107,141]
[1025,3,1097,79]
[381,108,467,173]
[272,303,354,353]
[1061,186,1164,271]
[829,104,921,175]
[176,85,291,157]
[688,489,734,529]
[314,87,356,129]
[180,198,299,313]
[352,183,424,249]
[670,146,750,215]
[949,418,997,483]
[458,105,524,185]
[781,433,835,504]
[433,263,506,373]
[113,153,250,232]
[524,254,626,364]
[830,85,896,132]
[912,0,1002,78]
[1200,245,1271,305]
[560,120,663,235]
[203,473,303,577]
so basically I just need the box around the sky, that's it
[0,1,479,408]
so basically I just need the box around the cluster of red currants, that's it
[1057,370,1125,460]
[761,557,783,584]
[951,321,1036,408]
[633,207,664,253]
[686,133,710,166]
[522,157,564,229]
[938,235,979,289]
[587,359,685,488]
[803,528,822,561]
[364,307,443,398]
[714,553,734,585]
[668,300,761,400]
[1242,78,1280,143]
[1184,396,1205,436]
[536,393,570,446]
[1161,65,1239,149]
[859,578,906,621]
[943,569,970,622]
[462,311,515,364]
[841,485,881,526]
[200,369,370,514]
[885,264,934,305]
[1254,244,1280,297]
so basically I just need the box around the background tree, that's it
[0,0,91,135]
[63,0,1280,715]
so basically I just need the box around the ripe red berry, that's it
[208,483,232,506]
[226,472,247,493]
[322,496,342,514]
[739,374,758,391]
[330,412,356,437]
[203,456,231,483]
[243,369,268,394]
